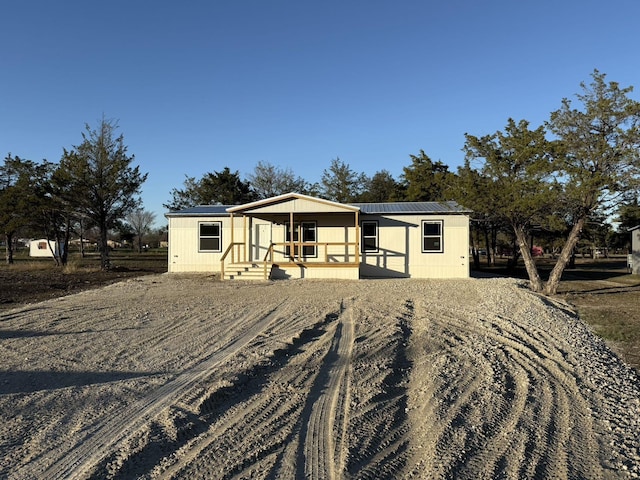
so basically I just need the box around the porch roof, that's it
[226,192,360,214]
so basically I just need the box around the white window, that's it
[422,220,443,253]
[199,222,222,252]
[361,221,378,252]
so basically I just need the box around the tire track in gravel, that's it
[406,298,604,479]
[345,299,413,479]
[134,307,343,480]
[299,302,354,480]
[13,301,286,480]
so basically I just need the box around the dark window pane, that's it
[303,228,315,242]
[363,237,377,251]
[362,223,377,236]
[423,222,441,236]
[200,224,220,236]
[423,237,441,251]
[200,238,220,251]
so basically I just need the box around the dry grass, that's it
[555,260,640,372]
[0,250,168,309]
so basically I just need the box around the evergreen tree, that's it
[401,150,454,201]
[59,118,147,270]
[545,70,640,294]
[320,158,366,203]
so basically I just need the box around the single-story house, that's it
[29,239,59,258]
[165,192,471,280]
[630,225,640,275]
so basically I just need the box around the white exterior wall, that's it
[168,215,244,273]
[632,227,640,275]
[29,239,58,257]
[168,211,470,279]
[360,214,469,279]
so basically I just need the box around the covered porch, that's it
[220,193,361,280]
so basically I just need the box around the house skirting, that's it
[270,262,360,280]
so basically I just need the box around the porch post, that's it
[289,210,295,261]
[230,212,235,263]
[243,214,248,262]
[355,210,360,264]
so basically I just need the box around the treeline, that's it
[1,118,148,269]
[166,70,640,294]
[3,71,640,293]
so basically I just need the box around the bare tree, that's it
[126,208,156,253]
[247,160,308,199]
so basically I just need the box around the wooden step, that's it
[224,263,272,281]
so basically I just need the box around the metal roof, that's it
[166,200,471,217]
[350,201,471,215]
[165,205,232,217]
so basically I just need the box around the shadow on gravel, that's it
[90,310,341,480]
[0,370,163,394]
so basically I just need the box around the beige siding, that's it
[360,214,469,279]
[168,216,245,273]
[632,228,640,275]
[245,197,357,214]
[271,265,359,280]
[168,211,470,279]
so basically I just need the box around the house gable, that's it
[227,192,359,215]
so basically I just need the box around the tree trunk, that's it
[60,221,71,266]
[47,237,60,266]
[514,225,544,292]
[544,217,586,295]
[99,227,110,270]
[5,232,14,264]
[490,225,498,267]
[483,227,492,267]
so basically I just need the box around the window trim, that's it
[421,220,444,253]
[361,220,379,253]
[199,221,222,253]
[284,221,317,258]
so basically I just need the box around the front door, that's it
[254,223,272,261]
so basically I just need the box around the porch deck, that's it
[221,242,360,280]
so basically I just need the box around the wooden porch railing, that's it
[269,241,359,264]
[220,242,245,279]
[222,241,359,280]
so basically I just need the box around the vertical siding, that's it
[168,216,243,273]
[360,214,469,279]
[168,212,470,278]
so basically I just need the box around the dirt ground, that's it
[1,273,639,479]
[0,263,164,309]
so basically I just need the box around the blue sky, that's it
[2,0,639,226]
